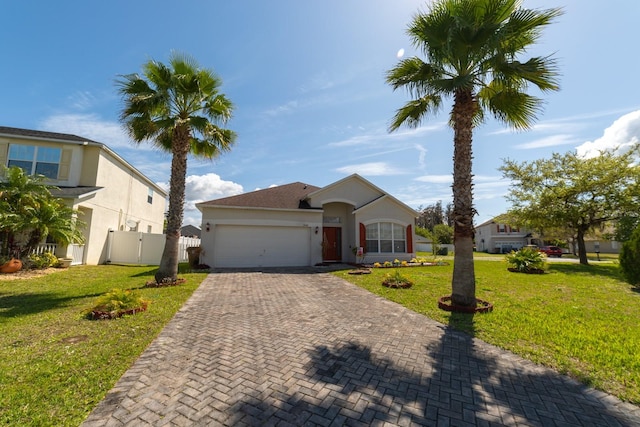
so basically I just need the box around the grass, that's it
[0,264,206,426]
[334,259,640,404]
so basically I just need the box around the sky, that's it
[2,1,639,227]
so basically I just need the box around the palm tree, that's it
[118,52,236,283]
[386,0,561,308]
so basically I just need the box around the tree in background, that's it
[118,52,236,283]
[386,0,561,307]
[619,225,640,286]
[500,146,640,265]
[0,166,84,258]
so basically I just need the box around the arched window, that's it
[365,222,406,253]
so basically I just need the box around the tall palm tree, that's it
[386,0,561,308]
[118,52,236,283]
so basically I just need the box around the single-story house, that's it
[0,126,167,264]
[196,174,418,268]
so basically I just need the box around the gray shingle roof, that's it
[0,126,100,144]
[50,186,103,199]
[199,182,321,210]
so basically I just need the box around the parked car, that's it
[539,245,563,257]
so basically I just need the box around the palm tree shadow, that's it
[0,291,103,318]
[229,319,638,426]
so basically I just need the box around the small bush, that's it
[620,226,640,285]
[382,268,414,288]
[505,247,547,273]
[26,252,59,269]
[86,288,149,319]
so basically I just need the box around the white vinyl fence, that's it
[106,230,200,265]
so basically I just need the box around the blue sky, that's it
[2,1,639,227]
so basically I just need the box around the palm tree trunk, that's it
[451,90,477,307]
[155,126,190,283]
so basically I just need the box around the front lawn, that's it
[0,264,206,426]
[334,260,640,404]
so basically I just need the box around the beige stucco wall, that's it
[73,150,166,264]
[355,196,417,263]
[308,177,381,208]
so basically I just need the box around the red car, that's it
[539,246,563,257]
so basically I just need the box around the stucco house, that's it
[475,217,535,253]
[197,174,418,268]
[0,126,167,265]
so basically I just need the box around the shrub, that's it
[26,252,59,269]
[382,268,414,288]
[505,247,547,273]
[86,288,149,319]
[620,226,640,285]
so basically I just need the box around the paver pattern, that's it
[82,269,640,426]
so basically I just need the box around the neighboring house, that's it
[197,174,418,268]
[180,224,201,238]
[0,126,167,265]
[475,217,535,253]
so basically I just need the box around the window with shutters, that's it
[365,222,406,253]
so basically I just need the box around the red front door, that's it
[322,227,342,262]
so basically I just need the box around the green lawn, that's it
[0,264,206,427]
[334,259,640,405]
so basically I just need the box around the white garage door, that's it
[213,225,311,268]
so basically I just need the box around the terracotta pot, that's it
[0,258,23,274]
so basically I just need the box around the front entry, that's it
[322,227,342,262]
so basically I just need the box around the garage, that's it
[212,225,311,268]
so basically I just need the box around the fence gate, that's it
[106,230,200,265]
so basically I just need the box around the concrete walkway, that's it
[82,269,640,426]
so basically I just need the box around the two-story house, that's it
[475,217,535,254]
[0,126,167,265]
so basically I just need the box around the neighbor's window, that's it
[365,222,406,253]
[147,188,153,204]
[7,144,61,179]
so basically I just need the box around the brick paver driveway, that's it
[82,269,640,426]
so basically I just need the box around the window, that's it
[147,188,154,204]
[7,144,61,179]
[365,222,406,253]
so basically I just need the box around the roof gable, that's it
[197,182,321,210]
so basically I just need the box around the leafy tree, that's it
[615,214,640,242]
[500,146,640,265]
[433,223,453,245]
[619,225,640,286]
[0,166,84,258]
[386,0,561,307]
[417,201,445,230]
[118,52,236,283]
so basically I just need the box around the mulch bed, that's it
[144,278,187,288]
[438,295,493,313]
[88,303,149,320]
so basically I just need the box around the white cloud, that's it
[158,173,244,226]
[415,144,427,169]
[414,174,451,184]
[576,110,640,158]
[328,124,445,147]
[515,134,580,149]
[39,113,135,149]
[334,162,405,176]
